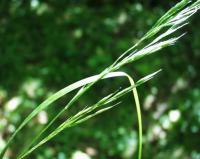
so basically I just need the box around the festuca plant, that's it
[1,0,200,159]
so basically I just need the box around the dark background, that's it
[0,0,200,159]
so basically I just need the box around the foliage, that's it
[0,0,200,159]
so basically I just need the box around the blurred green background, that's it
[0,0,200,159]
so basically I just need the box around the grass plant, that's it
[1,0,200,159]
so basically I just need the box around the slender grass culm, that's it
[1,0,200,159]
